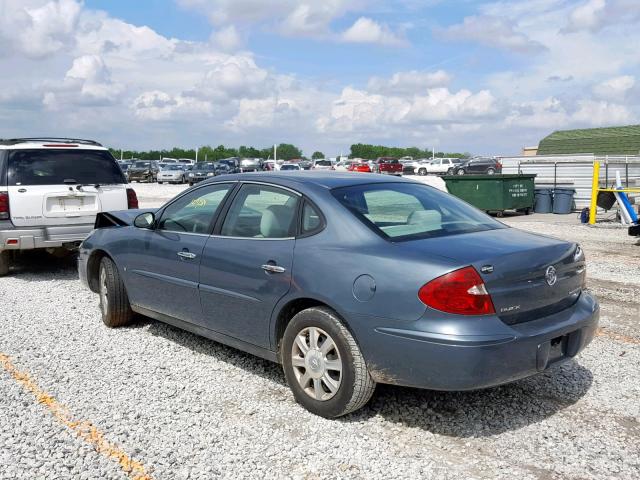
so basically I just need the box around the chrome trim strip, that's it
[198,283,261,302]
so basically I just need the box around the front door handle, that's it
[177,251,197,259]
[261,264,286,273]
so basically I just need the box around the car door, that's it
[199,183,300,348]
[122,183,234,324]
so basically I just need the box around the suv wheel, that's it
[98,257,134,328]
[0,251,11,276]
[281,307,376,418]
[447,167,455,175]
[418,168,427,176]
[487,168,496,175]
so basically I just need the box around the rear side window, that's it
[332,183,506,241]
[8,149,125,186]
[221,184,299,239]
[301,202,323,234]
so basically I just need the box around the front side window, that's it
[221,184,299,238]
[8,149,126,186]
[158,183,232,234]
[332,182,505,241]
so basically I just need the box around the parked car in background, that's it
[347,162,372,173]
[371,157,403,176]
[186,162,219,185]
[263,160,279,171]
[299,160,313,170]
[335,160,355,171]
[399,158,419,174]
[454,158,502,175]
[414,158,464,176]
[280,163,301,171]
[157,164,187,184]
[0,137,137,276]
[79,172,598,418]
[127,160,159,183]
[219,158,241,174]
[313,159,335,170]
[240,158,263,172]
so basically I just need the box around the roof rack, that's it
[0,137,102,146]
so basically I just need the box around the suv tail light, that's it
[126,188,139,209]
[0,192,9,220]
[418,266,495,315]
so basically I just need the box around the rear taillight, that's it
[0,192,9,220]
[126,188,139,209]
[496,162,502,169]
[418,266,495,316]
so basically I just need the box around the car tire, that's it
[189,182,194,186]
[158,181,163,184]
[487,168,496,175]
[418,168,427,176]
[447,167,455,175]
[281,307,375,418]
[456,169,466,175]
[0,251,11,276]
[98,257,134,328]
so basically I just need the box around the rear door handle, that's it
[261,264,286,273]
[177,251,197,259]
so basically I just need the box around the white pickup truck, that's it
[414,158,463,176]
[0,138,137,275]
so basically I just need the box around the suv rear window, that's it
[8,149,126,186]
[315,160,332,166]
[332,182,505,241]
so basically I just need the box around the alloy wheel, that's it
[99,267,109,316]
[291,326,343,401]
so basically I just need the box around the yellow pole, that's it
[589,160,600,225]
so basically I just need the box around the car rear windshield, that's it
[315,160,332,166]
[332,182,506,241]
[133,161,151,168]
[8,149,126,186]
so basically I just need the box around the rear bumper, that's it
[0,224,93,251]
[351,292,599,390]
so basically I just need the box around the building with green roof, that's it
[537,125,640,155]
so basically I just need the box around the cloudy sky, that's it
[1,0,639,156]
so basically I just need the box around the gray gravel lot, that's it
[1,182,639,479]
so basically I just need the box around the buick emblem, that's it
[545,266,557,286]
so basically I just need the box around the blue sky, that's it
[1,0,639,156]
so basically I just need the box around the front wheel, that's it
[456,169,466,175]
[158,181,163,184]
[98,257,134,328]
[447,167,455,175]
[418,168,427,176]
[486,168,496,175]
[282,307,375,418]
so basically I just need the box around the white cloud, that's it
[367,70,452,95]
[564,0,640,33]
[341,17,406,46]
[210,25,242,51]
[440,15,547,54]
[593,75,636,101]
[0,0,81,58]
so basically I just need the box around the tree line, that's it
[109,143,470,162]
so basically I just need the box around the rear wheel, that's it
[0,251,11,276]
[447,167,455,175]
[98,257,134,328]
[456,168,466,175]
[418,168,427,176]
[487,168,496,175]
[282,307,375,418]
[158,181,163,184]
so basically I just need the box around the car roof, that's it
[200,171,416,190]
[0,138,107,150]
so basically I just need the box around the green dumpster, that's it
[442,174,536,216]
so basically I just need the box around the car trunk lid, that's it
[407,228,586,323]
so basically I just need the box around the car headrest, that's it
[260,205,294,238]
[408,209,442,227]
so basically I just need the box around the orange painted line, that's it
[596,328,640,345]
[0,353,152,480]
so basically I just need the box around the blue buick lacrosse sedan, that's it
[79,172,599,417]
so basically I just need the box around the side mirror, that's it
[134,212,155,229]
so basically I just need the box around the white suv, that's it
[0,138,137,275]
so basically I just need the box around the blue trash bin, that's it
[534,188,553,213]
[553,188,576,214]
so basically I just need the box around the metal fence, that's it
[498,154,640,209]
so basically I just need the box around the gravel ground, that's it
[0,182,639,479]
